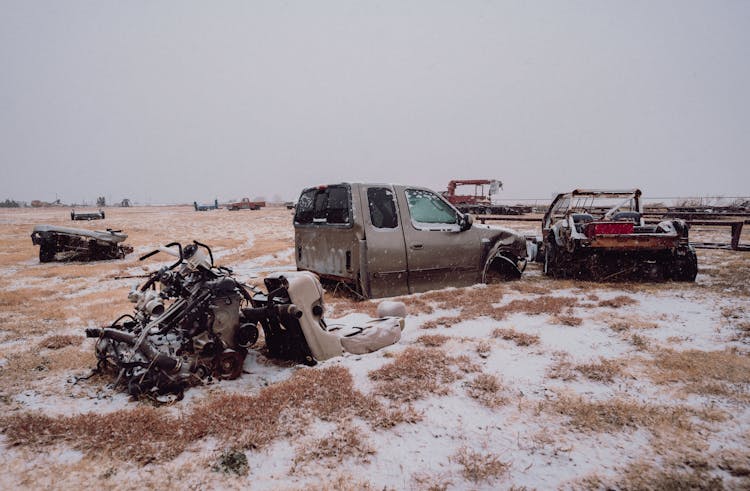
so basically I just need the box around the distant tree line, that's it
[0,199,23,208]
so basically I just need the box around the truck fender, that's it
[481,242,525,282]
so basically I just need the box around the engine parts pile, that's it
[86,241,256,399]
[86,241,405,400]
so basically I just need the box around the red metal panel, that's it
[585,222,634,237]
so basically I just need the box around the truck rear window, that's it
[294,185,351,225]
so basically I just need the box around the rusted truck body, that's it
[542,189,697,281]
[31,225,133,262]
[227,198,265,211]
[294,183,528,298]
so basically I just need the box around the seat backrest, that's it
[571,213,594,223]
[612,211,641,223]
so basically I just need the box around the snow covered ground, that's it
[0,206,748,490]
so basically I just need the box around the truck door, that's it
[359,185,410,298]
[396,187,482,294]
[294,184,361,285]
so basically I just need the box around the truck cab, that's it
[293,183,528,298]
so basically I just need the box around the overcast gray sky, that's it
[1,1,748,204]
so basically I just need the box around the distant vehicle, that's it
[285,202,296,210]
[443,179,531,215]
[71,209,105,220]
[227,198,265,211]
[194,199,219,211]
[294,183,528,298]
[541,189,697,281]
[31,225,133,262]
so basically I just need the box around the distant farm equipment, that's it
[443,179,531,215]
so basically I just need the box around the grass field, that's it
[0,206,748,489]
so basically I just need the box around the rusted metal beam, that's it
[476,215,542,223]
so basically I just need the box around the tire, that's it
[672,248,698,282]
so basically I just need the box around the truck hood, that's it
[473,223,528,258]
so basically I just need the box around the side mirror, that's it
[459,213,474,232]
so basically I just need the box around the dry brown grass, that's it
[411,473,453,491]
[420,316,460,329]
[368,347,466,402]
[700,250,750,297]
[731,321,750,342]
[715,448,750,479]
[722,306,750,342]
[546,395,692,433]
[649,349,750,399]
[603,460,727,490]
[603,313,659,332]
[551,314,583,326]
[493,296,578,319]
[0,366,412,464]
[416,334,450,347]
[630,333,651,350]
[547,356,577,381]
[575,358,622,383]
[326,295,379,317]
[331,283,508,320]
[508,282,552,295]
[293,424,375,469]
[491,328,540,346]
[304,473,380,491]
[452,446,509,483]
[475,340,492,358]
[37,334,82,349]
[465,373,507,408]
[599,295,638,308]
[0,345,91,395]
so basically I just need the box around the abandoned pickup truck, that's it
[294,183,528,298]
[227,198,265,211]
[542,189,698,281]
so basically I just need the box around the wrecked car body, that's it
[71,209,105,220]
[294,183,528,299]
[87,241,404,399]
[194,199,219,211]
[541,189,697,281]
[31,225,133,262]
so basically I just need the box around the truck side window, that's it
[405,189,458,225]
[325,186,350,224]
[294,186,351,225]
[367,187,398,229]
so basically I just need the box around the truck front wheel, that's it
[484,254,523,283]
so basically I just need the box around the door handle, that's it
[410,243,423,250]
